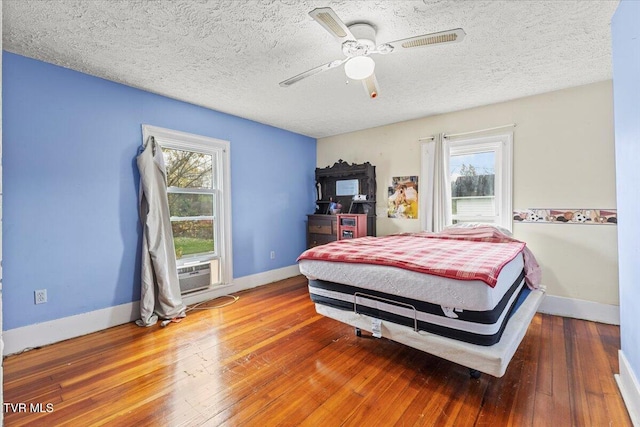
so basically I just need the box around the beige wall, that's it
[317,81,619,306]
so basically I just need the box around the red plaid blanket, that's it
[298,226,541,288]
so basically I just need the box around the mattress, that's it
[299,253,525,312]
[308,267,526,346]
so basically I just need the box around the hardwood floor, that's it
[3,276,632,426]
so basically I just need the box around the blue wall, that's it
[612,0,640,390]
[2,52,317,330]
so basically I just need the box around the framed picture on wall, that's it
[388,176,419,219]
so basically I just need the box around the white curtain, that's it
[136,136,186,327]
[432,133,450,232]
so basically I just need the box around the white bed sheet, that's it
[299,253,524,312]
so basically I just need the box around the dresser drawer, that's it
[308,219,334,235]
[307,214,338,248]
[308,234,336,248]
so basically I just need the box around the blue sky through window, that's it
[449,152,495,178]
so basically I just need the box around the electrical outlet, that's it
[35,289,47,304]
[270,251,276,260]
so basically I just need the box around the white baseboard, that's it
[2,264,302,356]
[2,300,141,356]
[537,294,620,325]
[4,269,621,355]
[616,350,640,427]
[182,264,300,306]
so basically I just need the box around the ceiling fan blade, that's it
[362,74,379,99]
[383,28,466,51]
[309,7,356,42]
[279,59,346,87]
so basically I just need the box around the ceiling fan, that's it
[279,7,466,99]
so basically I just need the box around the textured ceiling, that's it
[3,0,619,138]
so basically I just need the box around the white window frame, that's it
[142,124,233,286]
[444,133,513,230]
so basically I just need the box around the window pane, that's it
[168,193,214,217]
[450,151,495,217]
[171,220,214,258]
[452,219,495,225]
[162,147,213,189]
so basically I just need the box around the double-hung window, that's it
[142,125,232,289]
[444,133,513,229]
[164,147,216,258]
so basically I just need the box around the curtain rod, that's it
[444,123,516,139]
[418,135,435,142]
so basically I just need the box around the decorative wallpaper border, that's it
[513,209,617,225]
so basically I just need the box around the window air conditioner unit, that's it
[177,260,217,294]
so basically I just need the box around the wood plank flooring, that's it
[3,275,632,426]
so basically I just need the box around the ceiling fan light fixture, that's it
[283,8,465,98]
[344,56,375,80]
